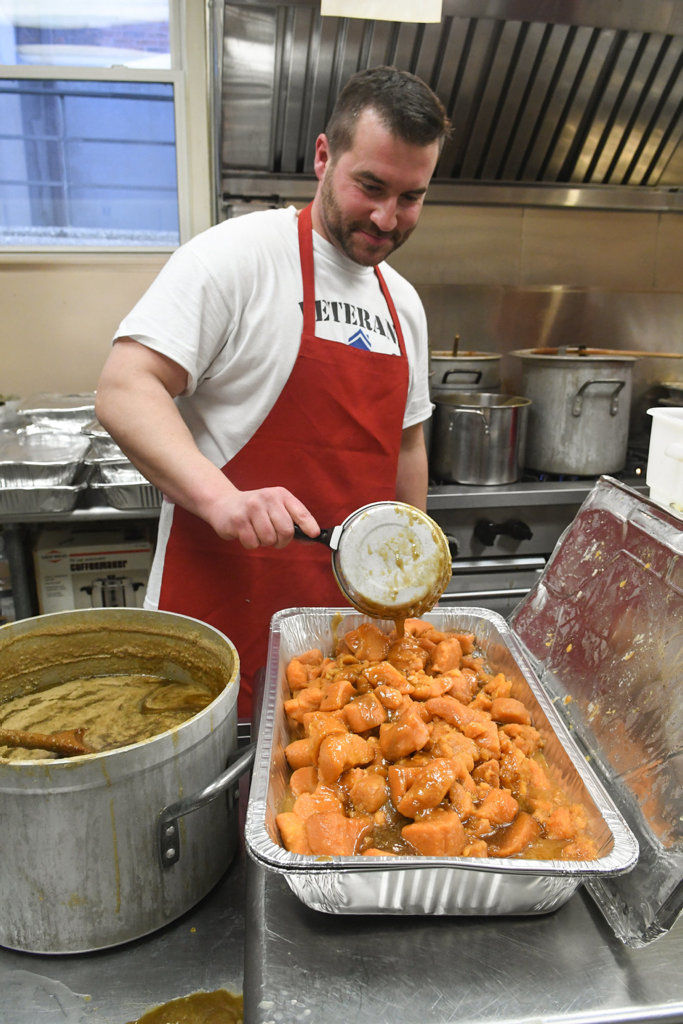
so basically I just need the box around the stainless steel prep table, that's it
[244,861,682,1024]
[1,804,680,1024]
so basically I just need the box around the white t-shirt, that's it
[113,205,432,607]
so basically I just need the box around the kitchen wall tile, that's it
[389,206,523,286]
[1,257,166,396]
[520,209,659,288]
[654,213,683,291]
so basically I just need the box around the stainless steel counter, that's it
[244,862,683,1024]
[1,785,681,1024]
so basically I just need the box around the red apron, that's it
[159,204,409,716]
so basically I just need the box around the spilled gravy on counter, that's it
[0,673,214,760]
[126,989,243,1024]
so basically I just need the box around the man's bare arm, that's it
[395,421,429,511]
[95,338,319,548]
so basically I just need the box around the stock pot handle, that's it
[158,741,256,869]
[452,407,490,436]
[442,368,482,385]
[572,379,625,417]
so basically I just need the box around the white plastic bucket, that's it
[646,407,683,518]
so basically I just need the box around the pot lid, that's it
[430,350,500,361]
[512,347,636,362]
[331,502,452,621]
[433,391,530,409]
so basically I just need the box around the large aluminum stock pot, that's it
[0,608,244,954]
[512,348,635,475]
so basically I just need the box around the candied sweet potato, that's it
[305,811,371,856]
[396,758,459,818]
[428,637,462,674]
[474,787,519,827]
[490,697,531,726]
[343,623,391,662]
[284,738,314,770]
[289,765,318,797]
[284,687,323,724]
[343,768,388,814]
[387,636,429,675]
[280,622,598,862]
[320,678,357,711]
[318,732,374,785]
[292,787,344,820]
[490,811,541,857]
[402,809,466,856]
[343,692,387,733]
[286,650,323,690]
[379,709,430,761]
[276,812,311,854]
[363,661,412,692]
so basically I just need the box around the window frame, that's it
[0,0,212,256]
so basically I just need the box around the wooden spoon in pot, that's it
[0,726,94,757]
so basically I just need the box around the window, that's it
[0,1,205,249]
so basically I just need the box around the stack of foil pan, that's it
[0,428,90,514]
[0,429,90,486]
[16,393,95,434]
[82,418,126,460]
[86,449,162,510]
[89,481,162,510]
[0,483,87,516]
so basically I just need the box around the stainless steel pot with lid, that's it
[429,335,501,397]
[512,347,635,476]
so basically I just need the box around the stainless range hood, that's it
[212,0,682,213]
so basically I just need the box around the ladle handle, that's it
[293,524,336,546]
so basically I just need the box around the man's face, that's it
[313,108,440,267]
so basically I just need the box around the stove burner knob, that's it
[505,519,533,541]
[474,518,534,546]
[445,534,459,558]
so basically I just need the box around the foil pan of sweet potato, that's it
[245,606,638,917]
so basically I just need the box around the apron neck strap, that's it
[298,202,406,356]
[298,203,316,338]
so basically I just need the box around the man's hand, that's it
[205,485,321,550]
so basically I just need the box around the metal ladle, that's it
[294,501,452,620]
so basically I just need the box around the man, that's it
[96,66,450,716]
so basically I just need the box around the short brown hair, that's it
[326,65,451,156]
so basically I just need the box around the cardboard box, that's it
[33,528,153,613]
[0,531,15,623]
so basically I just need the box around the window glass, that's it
[0,1,170,68]
[0,2,180,247]
[0,79,179,246]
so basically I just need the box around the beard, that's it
[319,172,413,266]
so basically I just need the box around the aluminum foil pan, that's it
[88,459,144,484]
[17,393,96,433]
[82,419,126,460]
[245,606,638,917]
[89,480,162,509]
[0,483,86,515]
[0,429,90,486]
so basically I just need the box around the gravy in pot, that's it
[0,673,214,761]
